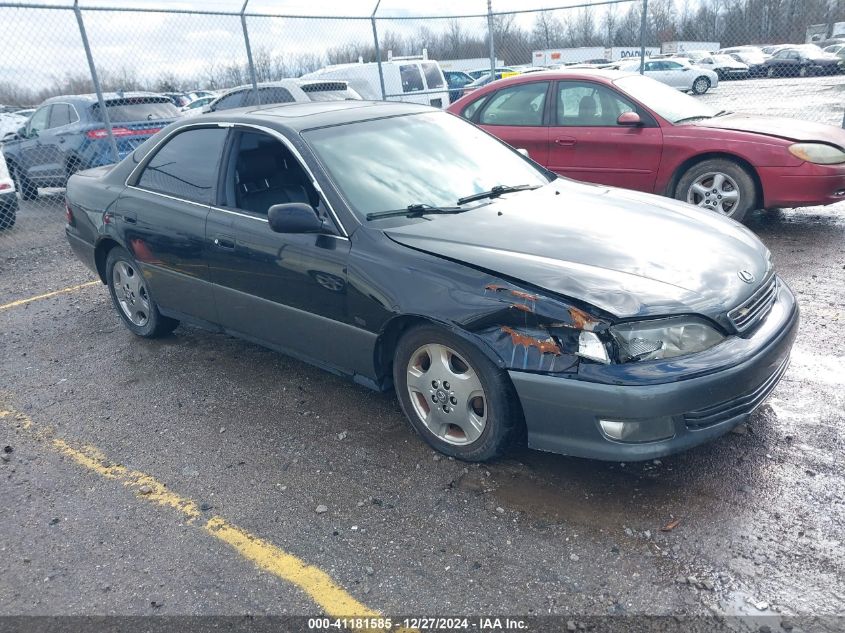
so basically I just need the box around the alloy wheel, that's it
[686,172,740,216]
[112,261,150,326]
[405,343,487,446]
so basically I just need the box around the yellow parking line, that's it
[0,406,382,621]
[0,281,99,312]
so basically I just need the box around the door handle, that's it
[213,235,235,249]
[554,137,577,147]
[122,213,137,224]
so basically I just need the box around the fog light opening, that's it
[599,417,675,443]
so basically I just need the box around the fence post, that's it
[371,0,386,100]
[487,0,496,80]
[73,0,118,163]
[241,0,260,105]
[639,0,648,74]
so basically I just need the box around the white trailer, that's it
[661,41,720,54]
[532,47,606,66]
[604,46,660,61]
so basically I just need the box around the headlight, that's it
[788,142,845,165]
[610,317,724,362]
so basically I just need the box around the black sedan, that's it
[763,45,841,77]
[65,101,799,462]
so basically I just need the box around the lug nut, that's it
[450,396,457,405]
[431,380,439,388]
[443,381,450,389]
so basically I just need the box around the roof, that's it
[199,100,434,132]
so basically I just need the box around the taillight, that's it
[0,183,11,192]
[65,201,75,226]
[86,127,162,139]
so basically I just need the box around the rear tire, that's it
[393,324,523,462]
[675,158,757,223]
[105,246,179,338]
[692,76,711,95]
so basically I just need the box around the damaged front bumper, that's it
[510,282,799,461]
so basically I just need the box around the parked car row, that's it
[446,69,845,223]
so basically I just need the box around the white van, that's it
[301,55,450,108]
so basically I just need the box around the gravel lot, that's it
[1,77,844,631]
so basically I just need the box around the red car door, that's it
[546,80,663,193]
[475,80,550,165]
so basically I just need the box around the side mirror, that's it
[617,111,643,126]
[268,203,324,234]
[516,148,530,157]
[16,126,27,139]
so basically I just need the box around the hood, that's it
[692,113,845,149]
[384,181,771,320]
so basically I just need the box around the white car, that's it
[696,54,750,80]
[204,79,361,113]
[0,148,18,229]
[180,95,216,117]
[617,58,719,94]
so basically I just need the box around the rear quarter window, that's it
[421,63,445,89]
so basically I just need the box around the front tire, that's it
[393,324,523,462]
[675,158,757,223]
[692,76,711,95]
[106,246,178,338]
[10,165,38,201]
[0,205,16,230]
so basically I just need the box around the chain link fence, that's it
[1,0,844,255]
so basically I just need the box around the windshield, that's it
[614,74,716,124]
[303,111,550,218]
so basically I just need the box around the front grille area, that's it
[728,275,778,333]
[683,357,789,430]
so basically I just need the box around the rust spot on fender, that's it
[510,290,538,301]
[510,303,533,313]
[501,327,561,355]
[568,306,596,331]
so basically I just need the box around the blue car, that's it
[2,92,180,200]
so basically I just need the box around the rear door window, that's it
[93,97,179,123]
[27,106,50,136]
[135,127,228,204]
[243,87,295,107]
[213,90,246,111]
[400,64,425,93]
[421,63,445,89]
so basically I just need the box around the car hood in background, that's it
[384,181,770,319]
[692,114,845,149]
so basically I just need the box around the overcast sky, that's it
[1,0,672,90]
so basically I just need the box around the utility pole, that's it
[487,0,496,80]
[639,0,648,74]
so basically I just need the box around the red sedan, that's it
[447,70,845,222]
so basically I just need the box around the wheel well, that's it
[94,238,120,284]
[667,152,763,208]
[373,315,432,390]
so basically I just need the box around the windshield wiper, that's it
[366,203,467,221]
[713,110,732,117]
[456,184,540,206]
[674,115,713,123]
